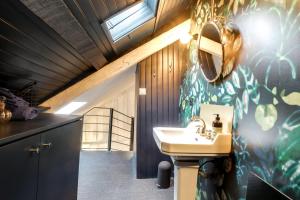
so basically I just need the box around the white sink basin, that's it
[153,127,232,159]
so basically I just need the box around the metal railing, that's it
[82,107,134,151]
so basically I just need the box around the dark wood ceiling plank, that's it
[0,50,70,83]
[0,79,27,91]
[30,93,52,98]
[29,88,53,94]
[65,0,115,60]
[0,35,78,79]
[0,61,64,88]
[126,0,137,6]
[0,77,54,93]
[92,0,138,20]
[112,0,119,11]
[91,0,109,19]
[64,0,107,53]
[0,72,62,91]
[90,21,116,59]
[117,0,127,10]
[5,0,91,71]
[0,76,57,92]
[82,0,116,55]
[0,19,85,74]
[104,0,119,15]
[21,0,107,70]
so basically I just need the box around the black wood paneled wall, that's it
[136,41,187,178]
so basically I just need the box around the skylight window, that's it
[55,102,87,115]
[103,1,157,42]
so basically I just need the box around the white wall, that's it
[93,77,135,117]
[79,65,136,150]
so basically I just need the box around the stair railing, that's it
[82,107,134,151]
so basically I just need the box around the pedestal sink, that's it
[153,127,232,159]
[153,127,232,200]
[153,104,234,200]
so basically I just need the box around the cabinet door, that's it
[37,120,82,200]
[0,135,40,200]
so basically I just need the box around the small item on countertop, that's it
[0,96,12,123]
[12,106,39,120]
[212,114,222,134]
[0,87,39,120]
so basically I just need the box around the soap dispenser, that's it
[212,114,222,134]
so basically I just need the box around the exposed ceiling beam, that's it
[40,19,191,112]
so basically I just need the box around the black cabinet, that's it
[38,121,82,200]
[0,135,40,200]
[0,114,82,200]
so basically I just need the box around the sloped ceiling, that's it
[0,0,194,105]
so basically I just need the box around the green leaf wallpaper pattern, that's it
[255,104,278,131]
[178,0,300,199]
[282,92,300,106]
[275,110,300,197]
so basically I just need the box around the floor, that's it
[78,151,173,200]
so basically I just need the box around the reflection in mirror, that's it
[198,22,223,82]
[198,21,242,82]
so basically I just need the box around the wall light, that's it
[236,11,279,49]
[179,32,199,44]
[55,102,87,114]
[252,19,273,46]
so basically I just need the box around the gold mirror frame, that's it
[198,20,242,82]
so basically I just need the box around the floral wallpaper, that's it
[179,0,300,199]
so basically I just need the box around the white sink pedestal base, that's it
[173,160,199,200]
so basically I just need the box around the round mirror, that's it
[198,21,242,82]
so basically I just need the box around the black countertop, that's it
[0,113,82,146]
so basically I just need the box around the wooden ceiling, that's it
[0,0,195,105]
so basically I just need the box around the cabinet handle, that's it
[41,142,52,149]
[28,147,40,154]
